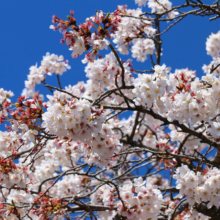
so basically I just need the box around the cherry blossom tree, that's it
[1,0,220,219]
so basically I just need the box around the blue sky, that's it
[0,0,219,100]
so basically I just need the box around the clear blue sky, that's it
[0,0,219,99]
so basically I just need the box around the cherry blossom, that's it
[1,0,220,219]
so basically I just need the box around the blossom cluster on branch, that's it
[1,0,220,219]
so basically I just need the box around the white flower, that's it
[206,31,220,58]
[94,39,110,50]
[70,37,85,57]
[22,129,38,143]
[134,177,146,187]
[135,0,147,7]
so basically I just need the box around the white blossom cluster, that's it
[0,89,13,118]
[69,36,86,57]
[166,201,210,220]
[113,7,156,62]
[7,189,33,206]
[111,111,167,152]
[64,52,134,104]
[0,160,30,189]
[131,38,155,62]
[152,69,220,125]
[174,164,220,208]
[11,121,39,145]
[169,125,206,152]
[64,81,87,99]
[206,31,220,58]
[135,0,178,19]
[85,52,133,89]
[91,177,163,220]
[46,139,81,167]
[0,132,38,190]
[133,64,170,107]
[24,52,70,96]
[135,0,147,7]
[6,189,36,218]
[82,124,120,166]
[34,158,60,183]
[42,92,103,139]
[131,65,220,148]
[111,110,204,165]
[49,174,90,198]
[0,88,13,104]
[203,56,220,75]
[0,131,22,157]
[203,31,220,76]
[42,91,120,166]
[65,80,104,101]
[57,10,110,60]
[70,34,110,59]
[84,52,134,102]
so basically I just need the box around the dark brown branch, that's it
[109,43,126,87]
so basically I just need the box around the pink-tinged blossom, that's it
[70,37,86,57]
[112,7,156,61]
[147,0,179,19]
[174,164,220,208]
[24,53,70,97]
[93,39,110,50]
[22,129,38,144]
[135,0,147,7]
[133,64,169,107]
[209,120,220,139]
[42,93,103,140]
[206,31,220,58]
